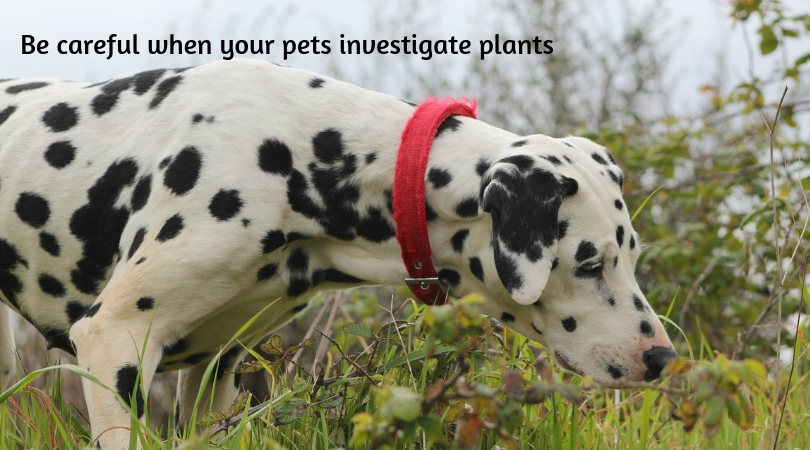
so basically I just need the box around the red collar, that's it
[393,97,478,305]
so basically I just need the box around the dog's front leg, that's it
[70,301,163,449]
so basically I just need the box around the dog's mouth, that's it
[553,351,581,375]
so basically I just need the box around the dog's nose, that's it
[642,346,678,381]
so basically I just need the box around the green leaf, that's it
[196,410,226,427]
[315,393,344,409]
[261,335,285,355]
[757,25,778,55]
[379,387,422,422]
[417,415,446,441]
[227,392,251,418]
[274,397,308,425]
[342,322,373,339]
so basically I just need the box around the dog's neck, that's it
[314,111,518,309]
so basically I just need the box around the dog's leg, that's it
[70,297,163,449]
[175,347,245,430]
[0,304,16,389]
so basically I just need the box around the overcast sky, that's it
[0,0,804,114]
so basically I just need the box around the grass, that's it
[0,292,808,449]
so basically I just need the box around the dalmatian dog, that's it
[0,59,677,448]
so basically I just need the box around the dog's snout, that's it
[642,346,678,381]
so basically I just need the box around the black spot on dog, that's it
[158,156,172,169]
[591,152,608,165]
[531,323,543,335]
[313,129,344,164]
[401,99,418,106]
[632,294,645,312]
[128,227,146,260]
[425,202,438,221]
[475,158,491,176]
[91,77,135,116]
[42,103,78,132]
[604,149,617,164]
[157,215,184,242]
[562,317,577,332]
[257,263,278,281]
[309,78,325,88]
[563,155,573,164]
[209,189,243,221]
[511,139,527,147]
[469,257,484,281]
[163,338,190,356]
[0,106,17,127]
[44,141,76,169]
[215,346,242,381]
[0,239,25,308]
[500,312,515,322]
[116,364,145,418]
[606,296,616,306]
[85,302,101,317]
[616,225,624,247]
[6,82,49,94]
[365,152,377,164]
[561,141,576,149]
[640,320,654,337]
[312,268,363,287]
[149,75,182,109]
[356,207,396,243]
[42,328,74,354]
[557,220,569,240]
[438,269,461,289]
[286,248,310,297]
[286,232,308,243]
[38,232,60,257]
[16,192,50,228]
[258,139,293,176]
[136,297,154,311]
[132,69,166,95]
[551,258,559,270]
[428,167,452,189]
[455,197,479,218]
[65,301,87,324]
[613,256,618,268]
[131,175,152,212]
[451,229,469,253]
[607,364,623,380]
[608,170,623,188]
[262,230,286,254]
[163,146,202,196]
[575,241,597,263]
[500,155,534,172]
[192,113,204,124]
[135,256,146,265]
[541,155,563,166]
[182,352,210,366]
[242,218,251,227]
[614,199,623,210]
[493,251,522,294]
[38,273,66,297]
[630,234,636,249]
[435,116,461,137]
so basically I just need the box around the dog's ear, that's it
[480,156,578,304]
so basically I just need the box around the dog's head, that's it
[478,136,676,386]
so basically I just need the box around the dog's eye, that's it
[575,262,603,278]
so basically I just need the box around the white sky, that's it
[0,0,804,114]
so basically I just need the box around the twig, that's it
[313,327,378,387]
[759,85,788,450]
[313,292,343,368]
[284,295,331,375]
[679,253,722,326]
